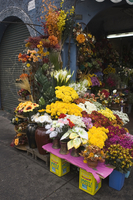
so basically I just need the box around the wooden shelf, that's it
[18,98,30,103]
[15,144,28,151]
[16,114,27,119]
[14,127,26,135]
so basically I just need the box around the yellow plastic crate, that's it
[79,168,102,195]
[50,153,70,177]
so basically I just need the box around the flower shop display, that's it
[9,0,133,194]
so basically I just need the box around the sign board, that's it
[28,0,35,11]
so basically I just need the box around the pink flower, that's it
[50,127,54,131]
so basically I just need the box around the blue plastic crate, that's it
[109,169,125,191]
[125,170,130,178]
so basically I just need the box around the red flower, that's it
[67,118,75,128]
[59,113,67,119]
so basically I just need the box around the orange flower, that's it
[19,73,29,79]
[48,35,58,46]
[76,34,86,44]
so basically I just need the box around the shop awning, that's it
[95,0,133,5]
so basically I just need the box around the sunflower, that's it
[32,103,39,108]
[23,104,34,112]
[76,34,86,44]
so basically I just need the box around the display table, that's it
[42,143,114,183]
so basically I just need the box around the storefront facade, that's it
[0,0,132,112]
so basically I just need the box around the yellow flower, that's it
[26,63,31,67]
[14,138,19,146]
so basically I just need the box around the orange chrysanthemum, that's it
[19,73,29,79]
[76,34,86,44]
[48,35,58,46]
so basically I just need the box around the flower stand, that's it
[50,153,70,177]
[109,169,125,191]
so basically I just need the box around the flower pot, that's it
[26,123,38,148]
[109,169,125,191]
[35,127,52,155]
[59,141,69,155]
[71,147,80,157]
[52,137,60,149]
[87,159,98,168]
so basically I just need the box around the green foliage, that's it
[49,51,61,71]
[34,67,57,108]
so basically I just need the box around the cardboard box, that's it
[50,153,70,177]
[79,168,102,195]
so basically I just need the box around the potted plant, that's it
[45,118,75,154]
[105,144,133,190]
[60,126,88,156]
[80,144,105,168]
[31,112,53,154]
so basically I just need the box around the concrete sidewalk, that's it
[0,110,133,200]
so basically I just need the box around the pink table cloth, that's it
[42,143,114,183]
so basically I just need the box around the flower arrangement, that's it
[80,144,105,164]
[87,126,108,149]
[60,126,88,150]
[112,110,129,125]
[31,113,52,127]
[15,101,39,118]
[59,114,86,128]
[17,89,30,98]
[82,117,93,130]
[69,79,88,97]
[46,101,83,118]
[106,126,127,139]
[45,118,75,139]
[105,144,133,173]
[82,110,113,128]
[51,68,74,86]
[55,86,79,103]
[98,107,116,121]
[78,101,97,114]
[10,134,28,147]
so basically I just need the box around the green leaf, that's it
[73,138,81,149]
[67,140,74,150]
[69,132,79,139]
[60,132,70,141]
[39,97,45,106]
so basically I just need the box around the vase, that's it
[35,127,52,155]
[52,137,60,149]
[87,159,98,168]
[71,147,80,157]
[109,169,125,191]
[59,141,69,155]
[26,123,38,149]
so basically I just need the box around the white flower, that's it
[77,101,97,114]
[113,89,117,94]
[31,113,40,121]
[112,110,129,125]
[35,113,52,124]
[64,115,86,128]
